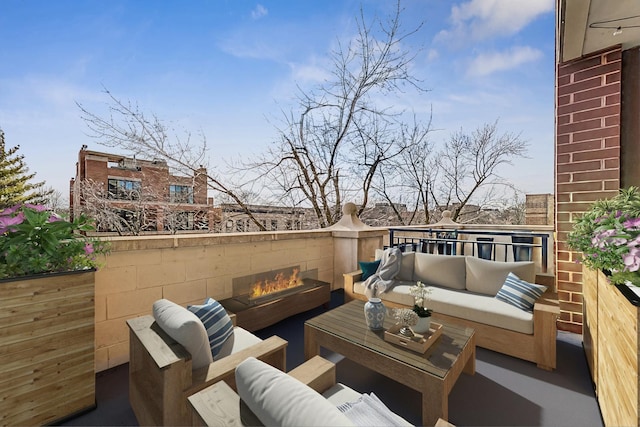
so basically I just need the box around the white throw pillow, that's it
[235,357,355,427]
[152,299,213,370]
[465,257,536,296]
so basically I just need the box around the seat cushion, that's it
[188,298,234,358]
[413,253,466,289]
[495,272,547,312]
[235,357,355,427]
[387,284,535,334]
[465,256,535,296]
[152,299,213,370]
[216,326,263,360]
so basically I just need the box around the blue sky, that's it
[0,0,555,202]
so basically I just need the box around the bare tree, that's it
[436,120,528,221]
[76,90,267,231]
[244,1,427,227]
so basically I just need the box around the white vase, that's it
[413,316,431,334]
[364,298,386,330]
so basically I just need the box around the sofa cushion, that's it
[391,284,535,334]
[235,357,355,427]
[495,272,547,312]
[413,253,466,289]
[359,260,380,281]
[152,299,213,370]
[465,256,535,296]
[375,249,414,281]
[188,298,234,358]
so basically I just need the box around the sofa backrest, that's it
[413,252,467,290]
[465,256,535,296]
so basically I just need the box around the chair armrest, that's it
[189,335,288,394]
[127,315,189,369]
[288,356,336,393]
[534,273,555,291]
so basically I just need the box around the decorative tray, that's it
[383,322,443,353]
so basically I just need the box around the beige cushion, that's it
[397,252,415,281]
[390,284,535,334]
[413,253,466,289]
[152,299,213,370]
[465,257,536,296]
[216,326,262,360]
[235,357,355,427]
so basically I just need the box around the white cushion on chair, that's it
[152,299,213,370]
[235,357,355,427]
[215,326,262,360]
[465,257,535,296]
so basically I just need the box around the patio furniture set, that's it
[126,250,559,426]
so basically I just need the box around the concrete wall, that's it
[93,228,386,372]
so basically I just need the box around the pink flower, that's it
[0,212,25,234]
[624,251,640,272]
[84,244,94,255]
[48,214,63,223]
[624,217,640,230]
[23,203,47,212]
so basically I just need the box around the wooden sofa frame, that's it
[344,271,560,370]
[127,313,287,426]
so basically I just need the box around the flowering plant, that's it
[567,187,640,286]
[0,204,109,280]
[409,281,433,317]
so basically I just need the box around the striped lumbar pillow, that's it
[188,298,234,358]
[495,272,547,312]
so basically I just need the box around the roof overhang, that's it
[559,0,640,63]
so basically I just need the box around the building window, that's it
[108,179,141,200]
[236,220,245,232]
[286,220,293,230]
[271,219,278,230]
[169,185,194,203]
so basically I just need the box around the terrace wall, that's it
[93,228,385,372]
[556,46,622,333]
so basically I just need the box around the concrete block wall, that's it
[94,230,335,372]
[555,46,622,333]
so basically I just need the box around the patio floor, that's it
[62,290,603,426]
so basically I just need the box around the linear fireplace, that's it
[219,266,331,331]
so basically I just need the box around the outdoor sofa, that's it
[344,251,559,370]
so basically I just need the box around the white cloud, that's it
[251,4,268,20]
[467,46,543,76]
[437,0,553,43]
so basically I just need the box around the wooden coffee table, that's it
[304,300,475,426]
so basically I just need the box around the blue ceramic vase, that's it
[364,298,386,330]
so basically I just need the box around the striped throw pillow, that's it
[495,272,547,312]
[188,298,234,358]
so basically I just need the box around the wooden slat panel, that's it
[0,272,95,426]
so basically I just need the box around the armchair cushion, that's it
[235,357,354,427]
[188,298,234,358]
[152,299,213,370]
[495,272,547,312]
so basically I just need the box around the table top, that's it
[305,300,475,380]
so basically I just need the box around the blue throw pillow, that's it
[495,272,547,312]
[359,260,381,281]
[188,298,234,358]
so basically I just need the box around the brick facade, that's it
[71,148,219,232]
[555,47,622,333]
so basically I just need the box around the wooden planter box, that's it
[0,270,96,426]
[583,267,640,427]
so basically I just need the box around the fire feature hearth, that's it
[219,266,331,331]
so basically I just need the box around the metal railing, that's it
[388,227,550,272]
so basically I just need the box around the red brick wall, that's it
[556,47,622,333]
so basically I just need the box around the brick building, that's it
[525,194,554,226]
[70,147,219,233]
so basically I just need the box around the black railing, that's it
[388,228,550,272]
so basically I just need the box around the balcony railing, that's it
[388,227,551,273]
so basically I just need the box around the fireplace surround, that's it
[219,266,331,331]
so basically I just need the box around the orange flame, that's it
[250,268,302,298]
